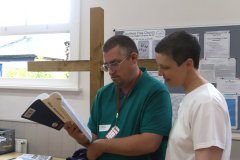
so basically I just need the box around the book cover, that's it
[21,92,92,142]
[21,99,64,130]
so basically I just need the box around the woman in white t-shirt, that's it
[155,30,232,160]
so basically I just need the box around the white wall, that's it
[1,0,240,128]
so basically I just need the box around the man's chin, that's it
[112,80,119,85]
[112,81,123,87]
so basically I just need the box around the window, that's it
[0,0,80,90]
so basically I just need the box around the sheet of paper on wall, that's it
[224,94,239,129]
[199,58,236,83]
[216,78,240,94]
[21,92,92,142]
[204,30,230,58]
[116,29,166,59]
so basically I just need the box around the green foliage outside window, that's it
[4,67,69,79]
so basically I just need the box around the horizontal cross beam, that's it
[28,59,158,72]
[28,60,90,72]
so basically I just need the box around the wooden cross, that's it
[28,7,158,107]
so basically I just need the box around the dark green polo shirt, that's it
[88,68,172,160]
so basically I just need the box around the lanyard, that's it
[116,70,142,120]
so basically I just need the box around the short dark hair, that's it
[103,35,138,56]
[155,31,201,69]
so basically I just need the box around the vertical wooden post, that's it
[90,7,104,107]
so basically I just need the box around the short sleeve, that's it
[140,89,172,136]
[191,101,228,150]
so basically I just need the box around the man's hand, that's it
[64,121,90,146]
[87,139,106,160]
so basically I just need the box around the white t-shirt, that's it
[166,83,232,160]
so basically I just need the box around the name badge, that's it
[105,126,120,139]
[99,124,111,132]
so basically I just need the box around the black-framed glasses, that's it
[101,56,129,72]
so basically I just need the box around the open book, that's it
[21,92,92,142]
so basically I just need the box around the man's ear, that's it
[131,52,138,64]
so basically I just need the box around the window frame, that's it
[0,0,80,91]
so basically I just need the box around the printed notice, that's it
[204,30,230,58]
[199,58,236,83]
[117,29,165,59]
[217,78,240,94]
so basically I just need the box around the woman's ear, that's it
[185,58,194,68]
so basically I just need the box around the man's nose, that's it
[109,67,115,74]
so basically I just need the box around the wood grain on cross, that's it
[28,7,158,107]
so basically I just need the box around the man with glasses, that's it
[64,35,172,160]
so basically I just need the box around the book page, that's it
[58,92,92,142]
[42,93,72,123]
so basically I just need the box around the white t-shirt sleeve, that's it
[190,101,228,150]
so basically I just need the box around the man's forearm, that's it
[98,133,162,156]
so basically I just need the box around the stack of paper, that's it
[15,154,52,160]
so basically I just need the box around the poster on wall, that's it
[204,30,230,58]
[199,58,236,83]
[216,78,240,94]
[224,94,239,129]
[115,29,166,59]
